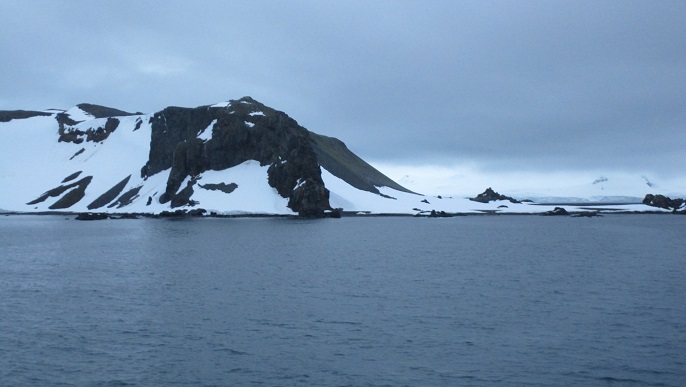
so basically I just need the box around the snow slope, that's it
[0,110,293,215]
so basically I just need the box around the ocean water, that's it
[0,214,684,386]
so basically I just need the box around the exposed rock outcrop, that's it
[58,117,120,144]
[142,97,332,216]
[643,194,685,212]
[542,207,569,216]
[61,171,83,183]
[572,211,602,217]
[27,176,93,209]
[428,210,452,218]
[310,133,415,195]
[107,186,143,209]
[88,175,132,210]
[75,212,109,221]
[0,110,53,122]
[470,187,520,203]
[199,182,238,194]
[75,103,135,118]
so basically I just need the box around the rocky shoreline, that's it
[1,208,681,221]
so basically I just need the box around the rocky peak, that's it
[470,187,520,203]
[143,97,331,216]
[75,103,136,118]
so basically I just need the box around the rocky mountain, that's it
[0,97,426,216]
[470,187,521,204]
[0,97,673,216]
[642,194,686,212]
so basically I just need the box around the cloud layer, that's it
[1,0,684,189]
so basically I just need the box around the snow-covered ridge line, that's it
[0,98,679,216]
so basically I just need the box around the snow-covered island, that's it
[1,97,683,218]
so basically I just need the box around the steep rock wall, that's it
[142,97,331,215]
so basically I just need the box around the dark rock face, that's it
[55,112,80,127]
[288,179,331,217]
[199,182,238,194]
[142,106,215,177]
[470,187,521,203]
[27,176,93,209]
[88,175,131,210]
[61,171,83,183]
[160,139,208,202]
[0,110,52,122]
[58,117,120,144]
[143,97,332,216]
[76,103,134,118]
[169,179,197,208]
[49,177,93,209]
[310,133,415,195]
[69,148,85,160]
[107,185,143,209]
[643,194,685,212]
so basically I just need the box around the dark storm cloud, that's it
[1,0,684,178]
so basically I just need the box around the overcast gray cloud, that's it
[1,0,684,186]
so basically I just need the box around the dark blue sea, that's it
[1,214,684,386]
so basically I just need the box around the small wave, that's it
[93,380,135,387]
[314,319,362,325]
[596,376,648,384]
[212,348,249,355]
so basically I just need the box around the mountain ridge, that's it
[0,97,419,216]
[0,97,677,216]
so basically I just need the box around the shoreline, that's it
[1,208,681,220]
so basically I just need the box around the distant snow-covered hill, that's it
[516,174,680,203]
[0,97,672,216]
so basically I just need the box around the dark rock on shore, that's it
[158,209,189,218]
[325,208,342,218]
[413,210,453,217]
[289,178,331,217]
[543,207,569,216]
[470,187,521,203]
[187,208,207,217]
[113,213,139,219]
[643,194,685,212]
[428,210,452,218]
[572,211,602,217]
[158,208,207,218]
[75,212,109,220]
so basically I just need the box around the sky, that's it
[1,0,684,195]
